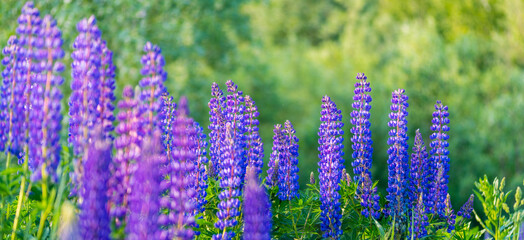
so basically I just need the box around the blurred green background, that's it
[1,0,523,209]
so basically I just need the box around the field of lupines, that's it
[0,2,523,240]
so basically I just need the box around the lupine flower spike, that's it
[109,85,142,226]
[191,121,209,216]
[69,15,102,195]
[244,95,264,178]
[266,124,283,187]
[1,36,20,159]
[318,95,344,239]
[429,100,450,217]
[126,131,165,239]
[457,194,474,219]
[224,80,247,186]
[208,82,225,178]
[277,120,300,200]
[409,129,430,210]
[78,127,111,240]
[96,40,116,140]
[444,194,456,233]
[243,167,272,240]
[29,14,65,182]
[350,73,380,219]
[410,193,429,239]
[386,89,410,221]
[139,42,167,132]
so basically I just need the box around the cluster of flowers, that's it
[0,2,476,240]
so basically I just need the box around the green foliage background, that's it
[1,0,523,211]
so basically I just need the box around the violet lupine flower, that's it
[159,96,196,240]
[457,194,474,219]
[409,194,428,239]
[96,40,116,139]
[224,80,247,185]
[15,2,43,163]
[190,120,208,215]
[266,124,283,188]
[243,167,272,240]
[208,82,226,178]
[78,127,111,240]
[277,120,300,200]
[109,85,142,226]
[159,92,175,161]
[350,73,380,219]
[429,100,450,217]
[139,41,167,132]
[1,36,19,154]
[69,16,102,194]
[318,95,344,239]
[244,95,264,177]
[386,89,410,219]
[126,131,165,240]
[409,129,430,210]
[214,123,243,240]
[28,14,65,182]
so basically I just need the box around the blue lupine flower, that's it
[15,2,43,164]
[159,96,196,240]
[159,92,176,161]
[191,121,208,216]
[126,131,165,240]
[69,16,102,195]
[318,95,344,239]
[429,100,450,217]
[28,14,65,182]
[409,129,430,211]
[444,194,456,233]
[244,95,264,178]
[350,73,380,219]
[109,85,142,226]
[266,124,283,188]
[409,194,428,239]
[78,127,111,240]
[457,194,474,219]
[208,82,226,178]
[386,89,410,219]
[1,36,20,155]
[277,120,300,200]
[96,40,116,139]
[243,167,272,240]
[139,42,167,132]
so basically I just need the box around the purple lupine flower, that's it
[243,167,272,240]
[213,123,243,240]
[244,95,264,177]
[266,124,283,188]
[444,194,456,233]
[96,40,116,139]
[409,194,428,239]
[457,194,474,219]
[386,89,410,219]
[225,80,247,185]
[109,85,142,226]
[159,92,176,165]
[126,131,165,240]
[318,95,344,239]
[139,41,167,132]
[28,14,65,182]
[14,2,43,163]
[429,100,450,217]
[190,120,208,216]
[409,129,430,212]
[78,127,111,240]
[1,36,20,155]
[69,16,102,195]
[159,96,196,240]
[277,120,300,200]
[350,73,380,219]
[208,82,226,179]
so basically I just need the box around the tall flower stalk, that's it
[266,124,283,188]
[277,120,300,200]
[318,95,344,239]
[1,36,20,165]
[208,82,225,178]
[243,167,272,240]
[139,41,166,132]
[126,131,165,239]
[350,73,380,219]
[244,95,264,177]
[429,100,450,217]
[386,89,410,223]
[191,121,208,216]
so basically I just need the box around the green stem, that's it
[50,166,68,239]
[36,164,49,239]
[288,200,298,237]
[10,177,26,240]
